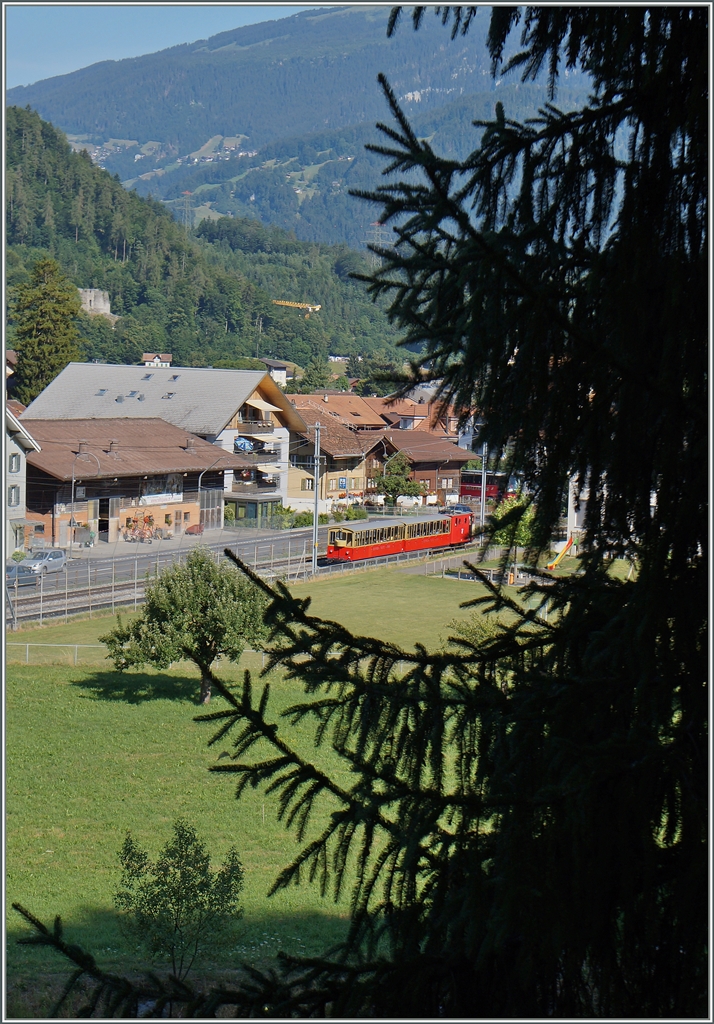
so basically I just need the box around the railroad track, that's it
[6,542,489,628]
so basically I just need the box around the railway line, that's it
[5,540,492,628]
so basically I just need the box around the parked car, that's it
[22,549,67,574]
[441,504,475,515]
[5,563,40,587]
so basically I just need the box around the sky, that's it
[4,3,336,89]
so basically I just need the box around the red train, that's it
[326,512,474,562]
[459,470,508,502]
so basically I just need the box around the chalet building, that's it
[360,430,474,505]
[6,409,41,553]
[21,419,253,547]
[287,398,382,513]
[294,392,386,430]
[21,363,307,525]
[363,396,462,438]
[142,353,172,367]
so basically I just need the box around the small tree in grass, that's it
[374,451,422,505]
[114,819,244,982]
[489,495,536,567]
[100,548,268,703]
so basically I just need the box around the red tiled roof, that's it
[291,400,382,458]
[358,429,472,465]
[297,392,386,429]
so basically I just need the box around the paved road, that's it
[9,525,327,593]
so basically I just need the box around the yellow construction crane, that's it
[271,300,321,318]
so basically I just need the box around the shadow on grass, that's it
[7,904,350,1018]
[71,669,200,705]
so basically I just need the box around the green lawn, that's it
[7,558,628,1014]
[5,567,490,1015]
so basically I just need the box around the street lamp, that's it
[70,447,101,560]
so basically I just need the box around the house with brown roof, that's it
[288,398,382,513]
[360,430,474,505]
[20,362,307,525]
[21,419,253,548]
[296,392,386,430]
[362,396,462,439]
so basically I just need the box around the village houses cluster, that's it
[6,350,479,554]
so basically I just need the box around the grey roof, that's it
[21,363,304,436]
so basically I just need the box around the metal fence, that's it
[4,642,272,670]
[4,539,528,631]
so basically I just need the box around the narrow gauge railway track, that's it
[6,542,489,628]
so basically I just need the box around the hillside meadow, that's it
[5,567,490,1016]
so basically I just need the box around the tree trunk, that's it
[199,673,212,704]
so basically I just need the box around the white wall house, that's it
[5,409,41,552]
[21,364,307,527]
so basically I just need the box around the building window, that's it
[184,511,190,522]
[367,478,375,488]
[420,479,430,487]
[8,485,20,507]
[301,478,314,491]
[350,478,360,489]
[440,478,454,489]
[328,479,337,491]
[8,453,21,473]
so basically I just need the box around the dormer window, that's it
[127,391,138,398]
[169,374,180,381]
[162,392,176,400]
[142,373,153,380]
[96,389,108,396]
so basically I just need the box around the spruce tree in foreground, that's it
[11,257,83,404]
[13,7,706,1017]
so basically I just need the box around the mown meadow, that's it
[6,567,495,1016]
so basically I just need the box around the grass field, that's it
[5,567,492,1015]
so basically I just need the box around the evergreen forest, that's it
[5,106,404,374]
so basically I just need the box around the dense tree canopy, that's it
[10,257,82,404]
[5,106,404,371]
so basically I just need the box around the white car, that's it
[21,550,67,574]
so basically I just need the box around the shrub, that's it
[114,819,244,982]
[291,511,314,528]
[345,506,368,521]
[223,504,235,523]
[11,550,26,562]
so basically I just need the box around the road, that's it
[7,526,328,594]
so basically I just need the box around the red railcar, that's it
[326,513,474,562]
[459,470,508,502]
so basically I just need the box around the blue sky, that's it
[5,4,334,89]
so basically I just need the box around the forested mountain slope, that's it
[5,7,500,155]
[150,79,589,249]
[6,107,403,371]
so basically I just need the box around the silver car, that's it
[22,550,67,574]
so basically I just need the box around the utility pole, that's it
[479,442,488,545]
[312,422,321,575]
[255,315,263,358]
